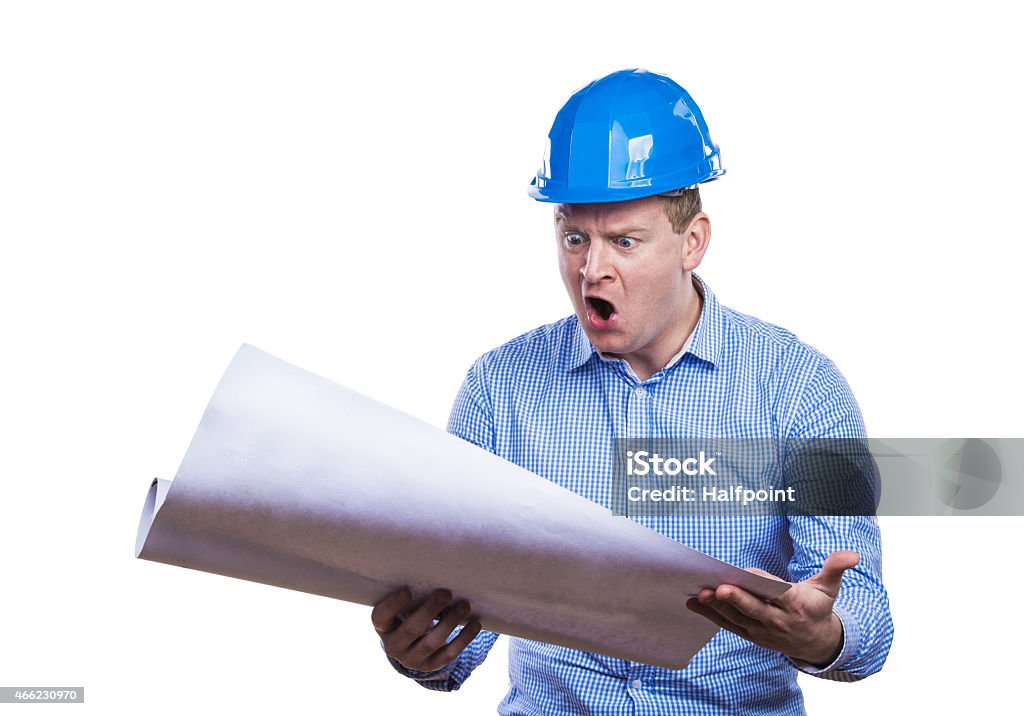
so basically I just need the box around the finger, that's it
[714,584,784,625]
[686,598,750,640]
[420,620,484,673]
[385,588,453,653]
[744,567,786,581]
[406,600,472,664]
[371,587,412,634]
[699,593,763,632]
[805,550,860,599]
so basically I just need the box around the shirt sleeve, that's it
[783,357,894,681]
[385,359,502,691]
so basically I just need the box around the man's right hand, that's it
[371,587,483,673]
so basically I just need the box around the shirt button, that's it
[635,387,646,397]
[631,679,643,689]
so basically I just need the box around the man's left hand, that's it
[685,550,859,667]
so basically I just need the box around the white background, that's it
[1,1,1021,713]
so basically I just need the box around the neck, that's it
[623,278,703,382]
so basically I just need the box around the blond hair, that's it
[656,188,702,234]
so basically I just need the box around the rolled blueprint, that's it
[135,344,789,669]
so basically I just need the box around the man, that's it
[370,69,893,714]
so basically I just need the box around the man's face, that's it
[555,196,703,369]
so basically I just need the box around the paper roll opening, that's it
[135,478,172,558]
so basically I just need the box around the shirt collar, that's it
[685,272,724,367]
[565,272,724,372]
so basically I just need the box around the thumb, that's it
[805,550,860,599]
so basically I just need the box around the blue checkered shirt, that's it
[391,274,893,715]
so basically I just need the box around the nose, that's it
[581,240,614,284]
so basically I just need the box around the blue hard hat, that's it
[529,69,725,203]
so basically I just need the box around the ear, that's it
[681,212,711,272]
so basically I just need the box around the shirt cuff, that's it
[788,601,860,676]
[386,653,456,681]
[380,637,462,692]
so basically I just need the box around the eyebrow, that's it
[553,212,649,236]
[603,226,649,236]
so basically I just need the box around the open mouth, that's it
[585,297,618,329]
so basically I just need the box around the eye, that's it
[615,236,637,249]
[563,232,586,247]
